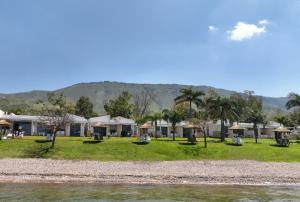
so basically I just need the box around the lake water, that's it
[0,183,300,201]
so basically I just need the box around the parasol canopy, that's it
[273,127,291,133]
[139,123,153,129]
[0,120,11,126]
[228,124,244,130]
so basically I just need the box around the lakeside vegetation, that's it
[0,136,300,162]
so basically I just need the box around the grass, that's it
[0,136,300,162]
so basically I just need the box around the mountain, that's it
[0,81,288,115]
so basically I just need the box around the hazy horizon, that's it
[0,0,299,97]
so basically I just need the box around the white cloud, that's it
[208,25,217,32]
[228,21,267,41]
[259,19,269,25]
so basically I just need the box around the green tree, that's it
[206,95,239,142]
[289,108,300,127]
[162,109,183,141]
[75,96,95,119]
[146,112,162,138]
[104,91,133,118]
[243,92,265,143]
[229,93,247,122]
[273,114,292,127]
[174,87,205,119]
[286,93,300,110]
[7,108,24,115]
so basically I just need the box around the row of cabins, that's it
[0,110,299,138]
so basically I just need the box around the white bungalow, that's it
[0,114,87,136]
[89,115,136,137]
[142,120,205,138]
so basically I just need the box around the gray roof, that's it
[89,115,136,125]
[0,114,87,124]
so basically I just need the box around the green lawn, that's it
[0,136,299,162]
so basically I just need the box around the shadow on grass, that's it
[178,142,197,146]
[35,140,52,143]
[23,145,51,158]
[294,141,300,144]
[225,142,243,146]
[269,144,289,148]
[207,139,222,143]
[243,141,262,144]
[83,140,102,144]
[153,139,184,142]
[132,141,149,145]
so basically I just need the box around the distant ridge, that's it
[0,81,288,114]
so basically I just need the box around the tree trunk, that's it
[189,100,192,118]
[221,119,225,142]
[254,123,258,144]
[154,120,157,138]
[204,129,207,148]
[51,130,57,148]
[172,125,176,141]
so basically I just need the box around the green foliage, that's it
[174,87,205,118]
[206,94,239,141]
[7,108,24,115]
[75,96,95,119]
[286,92,300,110]
[104,91,133,118]
[162,109,183,140]
[145,112,163,138]
[273,114,293,127]
[289,108,300,126]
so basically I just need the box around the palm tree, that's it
[206,96,239,142]
[174,87,205,119]
[273,114,290,127]
[162,109,183,141]
[286,93,300,110]
[146,112,162,138]
[244,94,265,144]
[245,109,265,144]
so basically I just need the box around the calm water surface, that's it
[0,183,300,202]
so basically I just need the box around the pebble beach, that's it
[0,159,300,185]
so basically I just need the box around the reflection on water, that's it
[0,183,300,201]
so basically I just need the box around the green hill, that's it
[0,81,288,115]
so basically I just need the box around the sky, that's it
[0,0,299,97]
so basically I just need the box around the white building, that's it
[89,115,136,137]
[0,114,87,136]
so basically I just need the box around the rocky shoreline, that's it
[0,159,300,185]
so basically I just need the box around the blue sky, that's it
[0,0,299,97]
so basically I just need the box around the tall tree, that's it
[162,109,183,141]
[174,87,205,119]
[75,96,95,119]
[286,93,300,110]
[192,109,210,148]
[132,88,156,118]
[206,95,239,142]
[288,108,300,127]
[229,93,247,122]
[273,114,292,127]
[146,112,162,138]
[243,92,265,143]
[104,91,133,118]
[38,93,75,148]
